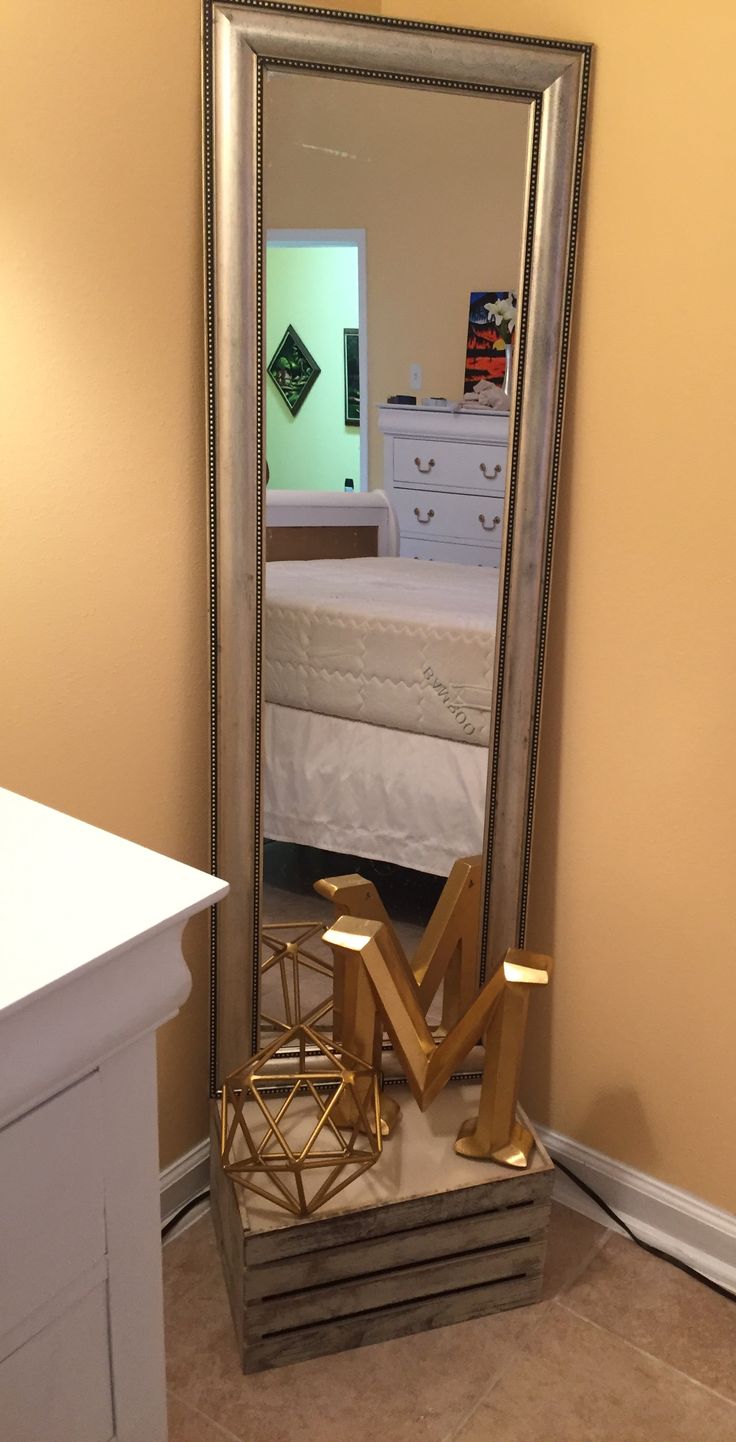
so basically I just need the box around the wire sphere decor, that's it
[220,1022,382,1218]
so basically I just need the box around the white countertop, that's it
[0,788,228,1019]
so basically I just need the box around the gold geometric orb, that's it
[220,1022,382,1218]
[260,921,333,1040]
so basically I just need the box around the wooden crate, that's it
[210,1084,553,1373]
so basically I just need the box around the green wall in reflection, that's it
[266,244,360,492]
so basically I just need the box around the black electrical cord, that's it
[551,1155,735,1303]
[161,1188,211,1240]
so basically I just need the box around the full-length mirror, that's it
[205,2,590,1091]
[261,69,528,1055]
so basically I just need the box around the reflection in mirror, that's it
[260,70,528,1059]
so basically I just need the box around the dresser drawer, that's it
[400,536,501,568]
[0,1282,113,1442]
[395,486,505,547]
[394,437,507,494]
[0,1074,106,1340]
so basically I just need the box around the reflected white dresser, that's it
[378,404,509,567]
[0,789,228,1442]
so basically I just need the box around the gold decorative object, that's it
[315,855,482,1036]
[260,921,332,1039]
[221,1022,382,1217]
[319,862,552,1169]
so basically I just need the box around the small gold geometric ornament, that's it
[221,1022,382,1218]
[260,921,333,1039]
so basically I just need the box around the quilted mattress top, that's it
[265,557,498,747]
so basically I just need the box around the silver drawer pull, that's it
[414,507,435,524]
[414,457,435,474]
[480,461,502,480]
[478,512,501,532]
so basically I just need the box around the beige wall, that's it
[1,0,212,1166]
[265,70,527,486]
[3,0,735,1209]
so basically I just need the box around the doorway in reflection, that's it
[266,230,367,492]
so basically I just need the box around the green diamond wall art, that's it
[267,325,321,416]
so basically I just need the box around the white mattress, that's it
[264,703,488,876]
[265,557,498,747]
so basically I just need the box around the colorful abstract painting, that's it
[463,291,518,392]
[267,325,321,416]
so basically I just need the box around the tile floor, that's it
[164,1202,736,1441]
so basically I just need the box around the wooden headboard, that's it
[266,525,378,562]
[265,489,398,562]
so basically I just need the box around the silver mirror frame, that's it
[203,0,591,1091]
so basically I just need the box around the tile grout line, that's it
[168,1388,245,1442]
[437,1228,622,1442]
[440,1301,553,1442]
[553,1226,614,1302]
[555,1300,736,1412]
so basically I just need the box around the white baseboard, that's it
[159,1128,736,1294]
[160,1139,209,1229]
[537,1125,736,1295]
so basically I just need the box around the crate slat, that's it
[246,1166,550,1266]
[245,1197,549,1299]
[243,1270,542,1373]
[247,1235,545,1332]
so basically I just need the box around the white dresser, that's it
[378,404,509,567]
[0,789,228,1442]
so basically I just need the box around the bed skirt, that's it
[264,703,488,877]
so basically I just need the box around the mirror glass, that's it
[259,68,530,1054]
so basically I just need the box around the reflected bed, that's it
[264,557,498,875]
